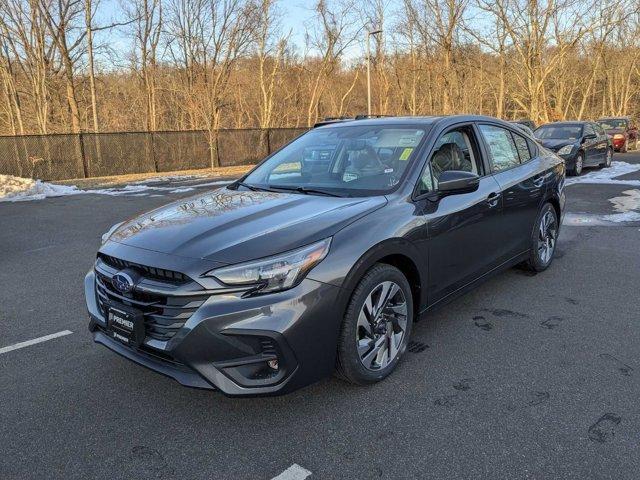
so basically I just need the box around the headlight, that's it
[101,222,124,244]
[206,238,332,294]
[614,134,625,139]
[557,145,574,155]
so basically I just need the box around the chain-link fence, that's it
[0,127,308,181]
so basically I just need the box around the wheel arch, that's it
[337,239,425,322]
[546,195,561,222]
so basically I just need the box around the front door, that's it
[582,123,602,165]
[414,124,504,305]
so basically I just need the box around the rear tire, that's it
[600,147,613,168]
[336,264,413,385]
[524,203,559,272]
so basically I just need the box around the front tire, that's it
[336,264,413,385]
[570,152,583,176]
[524,203,559,272]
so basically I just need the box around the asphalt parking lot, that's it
[2,153,640,480]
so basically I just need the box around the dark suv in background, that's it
[597,116,637,152]
[534,121,612,176]
[87,115,565,396]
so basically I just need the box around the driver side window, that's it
[584,124,596,137]
[417,127,480,195]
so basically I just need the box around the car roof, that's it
[538,121,589,127]
[314,114,514,129]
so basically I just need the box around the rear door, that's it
[477,123,546,257]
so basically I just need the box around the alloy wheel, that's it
[356,281,408,371]
[537,210,558,265]
[575,154,583,175]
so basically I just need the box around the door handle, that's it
[486,192,501,207]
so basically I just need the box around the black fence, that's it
[0,127,308,181]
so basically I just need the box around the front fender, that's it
[308,200,427,318]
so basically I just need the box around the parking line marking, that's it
[271,464,312,480]
[0,330,73,355]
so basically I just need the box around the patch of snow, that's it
[0,174,82,202]
[133,175,204,184]
[563,211,640,226]
[608,189,640,213]
[0,174,232,202]
[566,161,640,187]
[603,210,640,223]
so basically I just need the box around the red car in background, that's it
[597,116,638,152]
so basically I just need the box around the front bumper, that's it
[558,152,577,170]
[85,254,342,396]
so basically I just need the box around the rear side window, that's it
[478,124,520,172]
[511,132,532,163]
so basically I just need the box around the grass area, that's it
[57,165,253,188]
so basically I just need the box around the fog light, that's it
[267,359,279,370]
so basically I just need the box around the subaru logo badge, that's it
[112,271,135,293]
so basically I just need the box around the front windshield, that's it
[535,125,583,140]
[241,125,427,196]
[598,119,628,130]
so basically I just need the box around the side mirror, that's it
[583,134,596,141]
[438,170,480,194]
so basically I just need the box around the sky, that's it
[95,0,372,67]
[281,0,366,58]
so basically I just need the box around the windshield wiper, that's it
[268,185,343,197]
[232,181,278,193]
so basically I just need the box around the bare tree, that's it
[0,0,55,133]
[405,0,468,114]
[303,0,361,126]
[253,0,287,130]
[124,0,162,131]
[38,0,86,133]
[166,0,255,166]
[2,0,640,138]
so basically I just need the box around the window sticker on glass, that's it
[398,136,418,146]
[399,148,413,160]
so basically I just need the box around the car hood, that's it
[107,188,387,264]
[538,139,576,151]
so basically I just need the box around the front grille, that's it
[98,253,188,284]
[95,257,209,342]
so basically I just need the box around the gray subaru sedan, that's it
[86,115,565,396]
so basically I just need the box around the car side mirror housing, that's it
[437,170,480,194]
